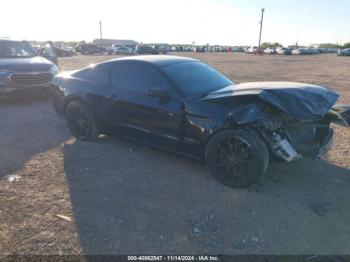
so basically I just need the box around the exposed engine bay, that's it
[256,103,336,162]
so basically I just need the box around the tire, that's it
[205,129,269,188]
[65,100,99,141]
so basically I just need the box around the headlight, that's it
[0,68,11,75]
[50,65,59,75]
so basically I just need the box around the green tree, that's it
[343,43,350,49]
[319,43,341,48]
[261,42,283,48]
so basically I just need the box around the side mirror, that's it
[146,87,171,98]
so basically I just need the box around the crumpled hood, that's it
[204,82,339,119]
[0,56,53,71]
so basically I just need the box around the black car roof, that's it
[104,55,198,67]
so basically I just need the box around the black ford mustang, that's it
[50,56,350,188]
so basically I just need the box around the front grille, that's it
[10,72,53,86]
[7,65,51,73]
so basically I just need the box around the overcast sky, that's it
[1,0,349,46]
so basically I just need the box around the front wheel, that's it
[65,100,99,141]
[205,129,269,188]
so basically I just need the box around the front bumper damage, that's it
[329,105,350,127]
[255,105,343,163]
[263,127,334,162]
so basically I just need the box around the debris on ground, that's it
[55,214,72,222]
[192,227,201,234]
[7,175,21,182]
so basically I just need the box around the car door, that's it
[39,42,58,65]
[107,62,183,150]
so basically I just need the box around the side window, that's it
[111,64,167,92]
[74,65,108,85]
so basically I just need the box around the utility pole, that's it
[258,8,265,50]
[99,20,103,40]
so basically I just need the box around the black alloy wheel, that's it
[65,100,98,141]
[205,129,269,188]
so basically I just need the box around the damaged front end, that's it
[256,105,336,162]
[326,105,350,127]
[187,82,350,162]
[258,103,350,162]
[203,82,350,163]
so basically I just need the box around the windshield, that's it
[0,41,36,58]
[162,61,233,98]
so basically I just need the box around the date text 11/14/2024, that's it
[127,255,220,261]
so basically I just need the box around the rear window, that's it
[74,64,108,85]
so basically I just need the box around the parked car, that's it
[337,48,350,56]
[232,47,245,52]
[264,47,276,55]
[309,48,320,55]
[172,46,185,52]
[245,46,263,55]
[75,44,104,55]
[50,55,350,188]
[276,47,292,55]
[38,42,58,64]
[53,46,74,57]
[232,47,245,53]
[328,48,338,53]
[194,46,207,53]
[184,46,193,52]
[109,45,133,55]
[0,39,58,99]
[245,46,255,54]
[135,45,159,55]
[60,45,76,54]
[153,45,169,54]
[292,48,308,55]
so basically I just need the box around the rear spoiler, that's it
[328,105,350,127]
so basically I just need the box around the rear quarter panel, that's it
[50,74,105,116]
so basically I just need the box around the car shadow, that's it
[0,98,70,177]
[63,136,350,255]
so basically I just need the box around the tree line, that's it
[261,42,350,49]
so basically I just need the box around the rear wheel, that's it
[205,129,269,188]
[65,100,98,141]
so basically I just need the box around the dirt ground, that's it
[1,53,350,256]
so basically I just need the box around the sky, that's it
[1,0,349,46]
